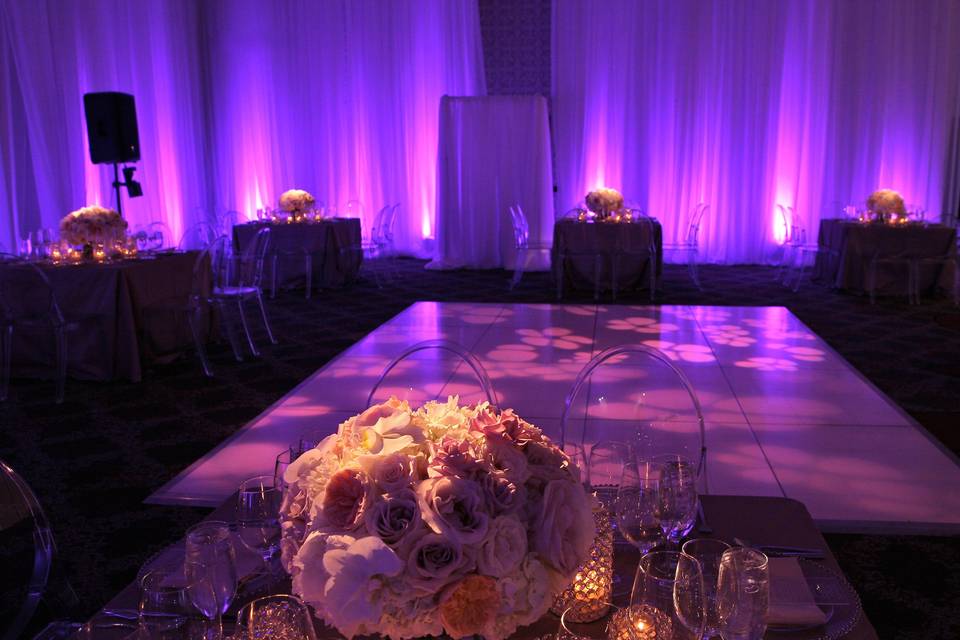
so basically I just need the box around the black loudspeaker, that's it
[83,92,140,164]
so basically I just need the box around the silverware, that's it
[733,537,825,559]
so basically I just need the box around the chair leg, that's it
[218,300,244,361]
[256,292,278,345]
[188,306,214,377]
[54,327,67,404]
[510,248,526,290]
[689,250,702,290]
[234,298,259,356]
[1,325,11,402]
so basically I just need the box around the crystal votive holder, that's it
[551,502,613,623]
[607,604,674,640]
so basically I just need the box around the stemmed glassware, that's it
[630,550,706,640]
[235,595,318,640]
[587,440,630,514]
[682,538,732,639]
[237,475,283,575]
[184,521,238,640]
[716,547,769,640]
[137,568,191,639]
[615,461,663,554]
[653,454,699,547]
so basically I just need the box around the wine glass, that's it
[716,547,769,640]
[615,461,663,554]
[653,454,698,547]
[237,475,282,573]
[587,440,630,513]
[138,568,191,639]
[682,538,732,639]
[235,595,318,640]
[630,551,706,640]
[184,521,237,639]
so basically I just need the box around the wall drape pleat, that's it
[0,0,485,255]
[553,0,960,264]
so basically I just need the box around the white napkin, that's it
[766,557,828,627]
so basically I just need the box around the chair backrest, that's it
[559,344,708,492]
[178,222,218,251]
[366,339,498,409]
[383,204,400,246]
[0,458,55,639]
[238,227,271,288]
[0,260,65,327]
[686,203,708,245]
[146,221,172,249]
[508,204,530,250]
[194,236,229,298]
[370,205,389,245]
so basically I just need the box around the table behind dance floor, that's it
[233,219,363,289]
[552,219,663,293]
[813,219,957,294]
[3,252,211,382]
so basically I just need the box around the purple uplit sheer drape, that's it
[0,0,484,255]
[553,0,960,264]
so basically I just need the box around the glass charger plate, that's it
[765,558,863,640]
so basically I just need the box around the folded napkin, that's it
[766,557,829,627]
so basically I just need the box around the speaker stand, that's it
[111,163,124,217]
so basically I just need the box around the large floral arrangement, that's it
[584,188,624,219]
[279,189,317,214]
[866,189,906,219]
[58,205,127,246]
[279,396,595,640]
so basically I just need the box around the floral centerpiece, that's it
[279,396,596,640]
[866,189,906,223]
[59,205,127,251]
[279,189,317,219]
[585,188,624,220]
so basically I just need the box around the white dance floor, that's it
[148,303,960,534]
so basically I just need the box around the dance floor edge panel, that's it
[147,303,960,534]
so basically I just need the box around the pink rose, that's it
[530,479,594,576]
[359,451,415,494]
[363,489,422,547]
[428,436,485,479]
[480,436,530,485]
[479,471,525,517]
[322,468,369,530]
[417,476,489,545]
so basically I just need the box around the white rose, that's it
[476,515,527,578]
[530,479,595,576]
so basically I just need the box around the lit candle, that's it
[94,245,106,262]
[608,605,673,640]
[551,503,613,623]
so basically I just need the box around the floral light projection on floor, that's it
[150,302,960,529]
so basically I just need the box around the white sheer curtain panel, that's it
[553,0,960,264]
[1,0,211,245]
[430,95,554,270]
[0,0,485,256]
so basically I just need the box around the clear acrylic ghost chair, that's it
[366,339,497,409]
[663,203,708,290]
[0,258,80,404]
[146,221,172,250]
[177,222,218,251]
[559,344,708,494]
[777,205,821,291]
[211,228,277,357]
[612,215,658,301]
[0,458,55,639]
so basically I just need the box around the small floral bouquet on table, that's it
[59,205,127,249]
[279,189,317,221]
[866,189,906,223]
[584,188,624,220]
[279,396,595,640]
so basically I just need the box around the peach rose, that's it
[440,574,500,638]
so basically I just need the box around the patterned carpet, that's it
[2,258,959,638]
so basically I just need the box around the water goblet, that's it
[587,440,630,513]
[237,475,282,574]
[615,461,663,554]
[630,550,706,640]
[235,594,318,640]
[653,454,698,547]
[138,568,190,639]
[682,538,732,638]
[716,547,769,640]
[184,521,238,640]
